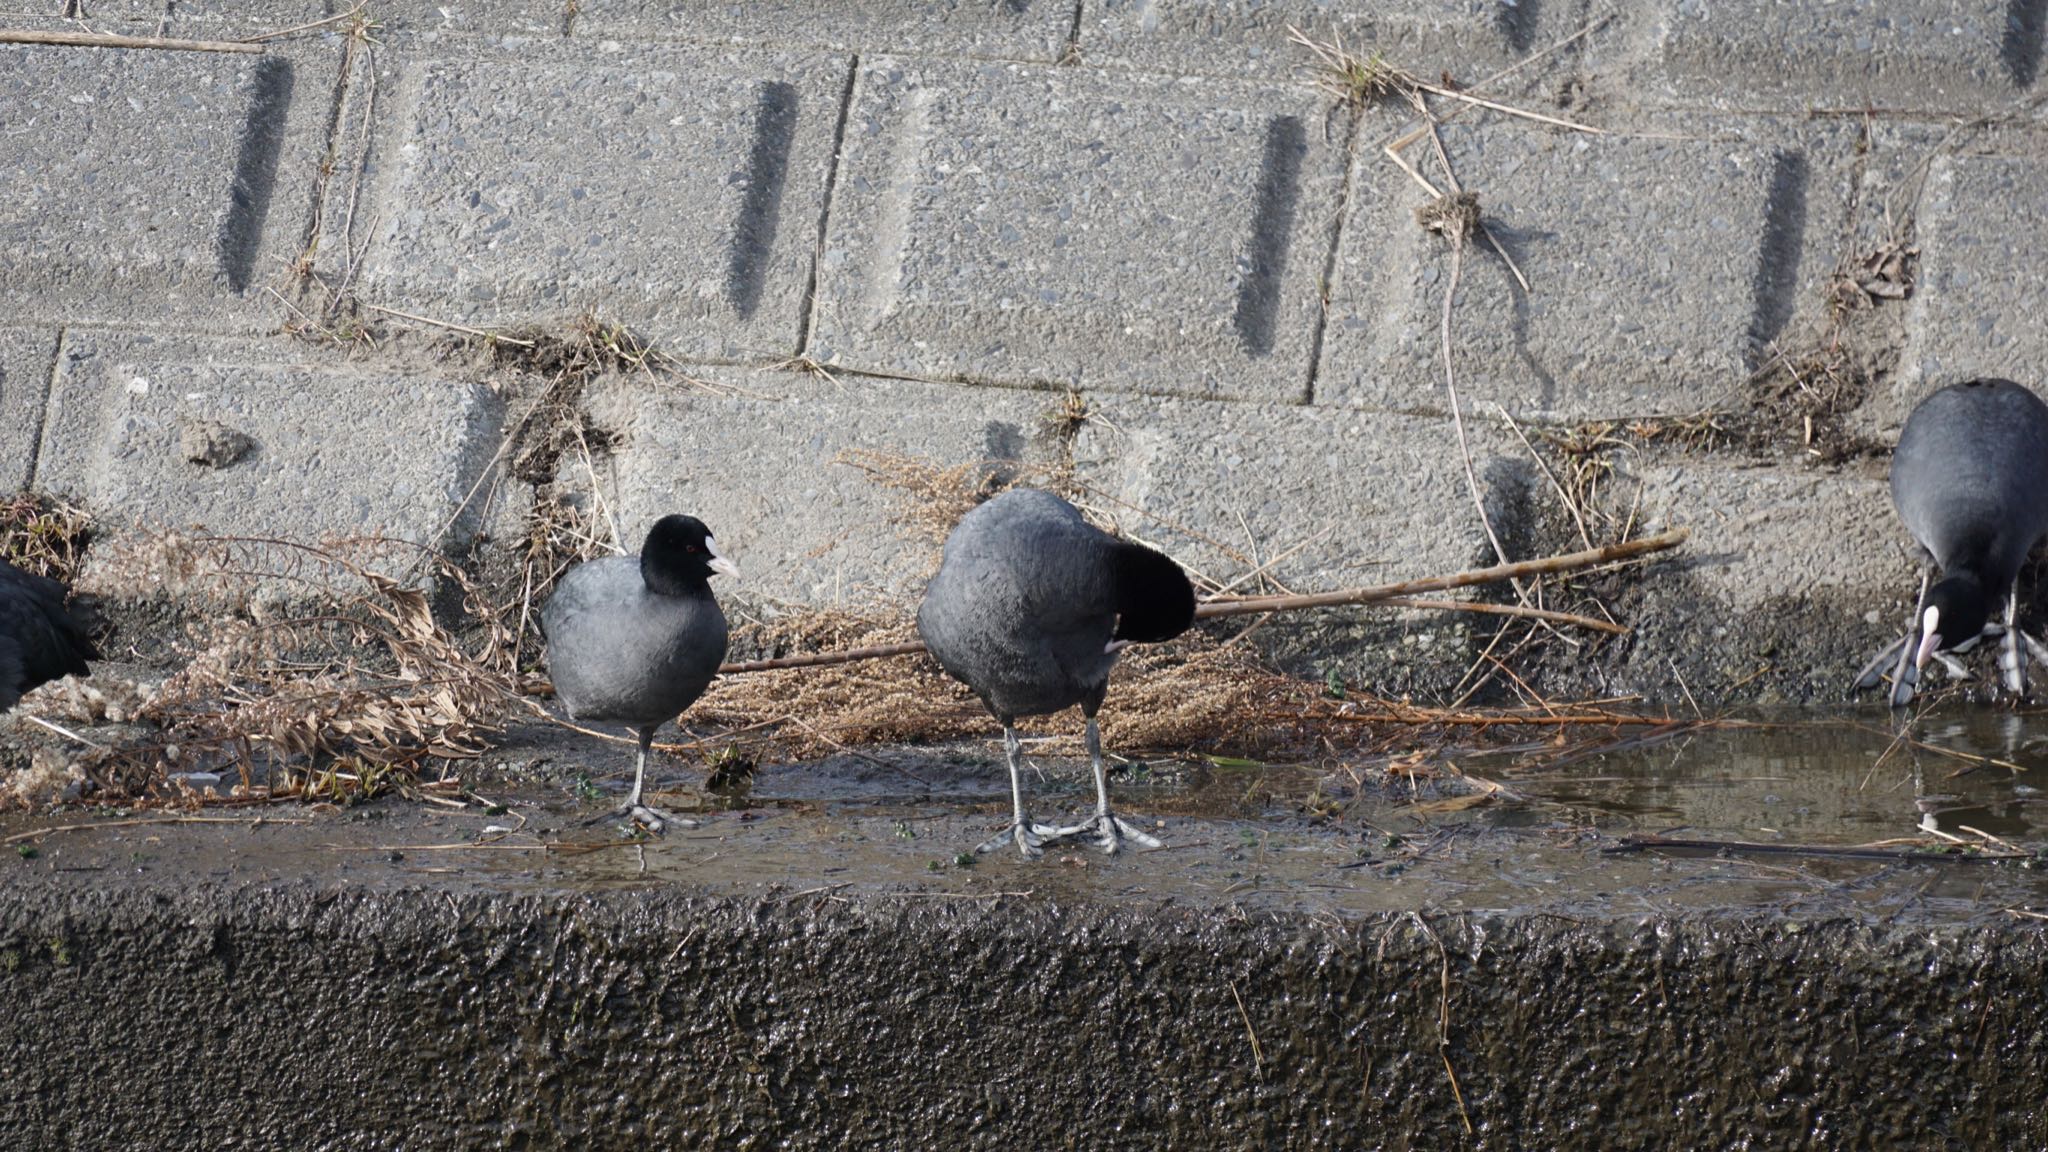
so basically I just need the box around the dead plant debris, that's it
[834,447,1026,546]
[1415,191,1481,242]
[15,533,517,809]
[0,495,91,585]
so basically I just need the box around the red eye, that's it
[686,545,700,553]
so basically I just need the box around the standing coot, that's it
[918,489,1196,857]
[542,515,736,832]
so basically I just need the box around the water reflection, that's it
[1501,709,2048,848]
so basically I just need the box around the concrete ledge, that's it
[811,57,1345,400]
[1076,0,1585,84]
[575,0,1075,62]
[0,851,2041,1149]
[1612,1,2039,111]
[1320,115,1860,421]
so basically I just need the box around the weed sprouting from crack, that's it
[1415,191,1482,242]
[1289,26,1417,106]
[1045,389,1092,440]
[774,355,843,386]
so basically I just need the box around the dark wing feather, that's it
[0,559,95,706]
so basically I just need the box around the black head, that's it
[1917,572,1991,666]
[1111,542,1197,644]
[640,514,738,597]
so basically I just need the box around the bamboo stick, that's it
[712,529,1687,675]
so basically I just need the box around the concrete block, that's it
[35,331,499,550]
[811,58,1346,401]
[1078,0,1585,83]
[0,41,338,330]
[572,368,1066,606]
[0,329,57,493]
[1318,117,1858,421]
[1071,394,1509,591]
[1613,455,1901,613]
[328,39,848,359]
[1629,0,2037,109]
[573,0,1073,62]
[1892,152,2048,424]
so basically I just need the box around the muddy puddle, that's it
[15,707,2048,928]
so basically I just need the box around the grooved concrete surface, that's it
[2,4,2047,696]
[37,330,500,547]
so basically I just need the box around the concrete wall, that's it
[6,2,2048,702]
[3,871,2045,1149]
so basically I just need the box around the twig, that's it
[1410,913,1472,1136]
[1228,981,1265,1078]
[358,301,535,346]
[704,533,1678,675]
[777,882,854,903]
[1409,79,1605,135]
[1195,528,1685,618]
[1496,406,1594,550]
[873,890,1035,901]
[1424,156,1518,610]
[1604,833,2032,863]
[0,29,265,53]
[16,713,108,751]
[1303,709,1679,728]
[1375,596,1626,635]
[240,4,366,42]
[718,641,927,675]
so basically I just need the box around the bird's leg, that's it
[586,726,699,834]
[1888,565,1932,708]
[975,724,1067,858]
[2002,586,2028,697]
[1854,566,1928,697]
[2022,629,2048,673]
[1058,716,1162,854]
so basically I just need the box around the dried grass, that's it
[61,532,517,804]
[0,494,91,584]
[696,606,1309,761]
[834,447,1024,546]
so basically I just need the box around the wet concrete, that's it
[6,713,2048,1148]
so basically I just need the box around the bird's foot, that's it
[974,819,1068,859]
[1056,811,1164,854]
[582,803,700,834]
[1850,634,1909,696]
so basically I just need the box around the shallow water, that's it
[1490,709,2048,848]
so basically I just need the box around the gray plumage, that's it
[542,514,735,831]
[1856,378,2048,704]
[919,489,1125,722]
[543,556,729,728]
[918,488,1195,856]
[1891,378,2048,592]
[0,559,94,712]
